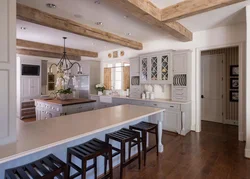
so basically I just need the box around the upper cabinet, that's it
[172,50,192,101]
[140,51,172,84]
[173,51,188,74]
[130,57,140,76]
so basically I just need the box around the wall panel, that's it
[0,0,16,145]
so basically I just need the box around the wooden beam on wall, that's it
[111,0,193,42]
[17,3,143,50]
[16,49,81,61]
[161,0,246,22]
[17,39,98,58]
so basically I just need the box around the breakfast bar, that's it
[0,105,165,178]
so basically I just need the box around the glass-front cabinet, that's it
[140,51,172,84]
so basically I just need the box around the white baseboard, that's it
[224,119,238,126]
[245,148,250,158]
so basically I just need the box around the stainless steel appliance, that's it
[68,75,90,98]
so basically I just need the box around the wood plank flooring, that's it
[113,121,250,179]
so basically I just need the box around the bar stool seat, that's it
[5,154,67,179]
[129,121,159,166]
[67,138,113,179]
[105,128,141,179]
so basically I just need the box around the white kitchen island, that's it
[0,105,165,178]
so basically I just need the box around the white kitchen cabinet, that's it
[163,110,181,133]
[172,50,191,102]
[130,57,140,76]
[21,76,41,101]
[173,51,188,74]
[35,100,95,120]
[89,95,191,136]
[140,51,172,85]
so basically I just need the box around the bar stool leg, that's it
[128,141,131,160]
[104,135,109,175]
[155,126,159,156]
[142,131,147,166]
[108,146,113,179]
[137,135,141,170]
[82,159,87,179]
[128,126,132,160]
[120,142,125,179]
[66,151,71,178]
[94,157,97,179]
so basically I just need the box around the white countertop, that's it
[91,94,191,104]
[0,105,164,164]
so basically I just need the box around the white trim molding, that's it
[195,42,245,140]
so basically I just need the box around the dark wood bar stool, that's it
[105,128,141,179]
[5,154,67,179]
[129,121,159,166]
[67,138,113,179]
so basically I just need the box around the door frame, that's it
[195,42,244,141]
[201,54,226,124]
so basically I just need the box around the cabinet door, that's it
[21,77,32,99]
[130,57,140,76]
[150,55,158,81]
[173,52,188,74]
[30,78,40,98]
[159,53,172,83]
[163,110,181,133]
[140,57,149,83]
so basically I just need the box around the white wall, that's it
[99,23,247,145]
[0,0,16,145]
[245,6,250,158]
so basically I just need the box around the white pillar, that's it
[0,0,16,145]
[245,6,250,158]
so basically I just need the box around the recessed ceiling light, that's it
[74,14,82,18]
[126,32,132,36]
[46,3,56,8]
[124,15,129,19]
[20,27,26,30]
[95,22,103,26]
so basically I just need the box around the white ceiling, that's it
[16,0,249,52]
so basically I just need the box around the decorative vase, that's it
[98,91,103,96]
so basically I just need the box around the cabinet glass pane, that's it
[161,55,169,80]
[141,58,147,81]
[151,57,157,80]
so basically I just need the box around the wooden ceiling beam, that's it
[17,3,143,50]
[17,39,98,58]
[16,49,81,61]
[111,0,193,42]
[161,0,246,22]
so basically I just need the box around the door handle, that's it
[201,95,204,99]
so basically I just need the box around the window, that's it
[114,63,122,90]
[104,62,130,91]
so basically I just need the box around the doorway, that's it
[201,54,225,123]
[200,47,239,126]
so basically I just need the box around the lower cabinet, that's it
[35,101,95,120]
[89,95,191,136]
[163,110,181,133]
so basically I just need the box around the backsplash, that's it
[142,84,171,99]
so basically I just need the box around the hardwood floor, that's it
[113,121,250,179]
